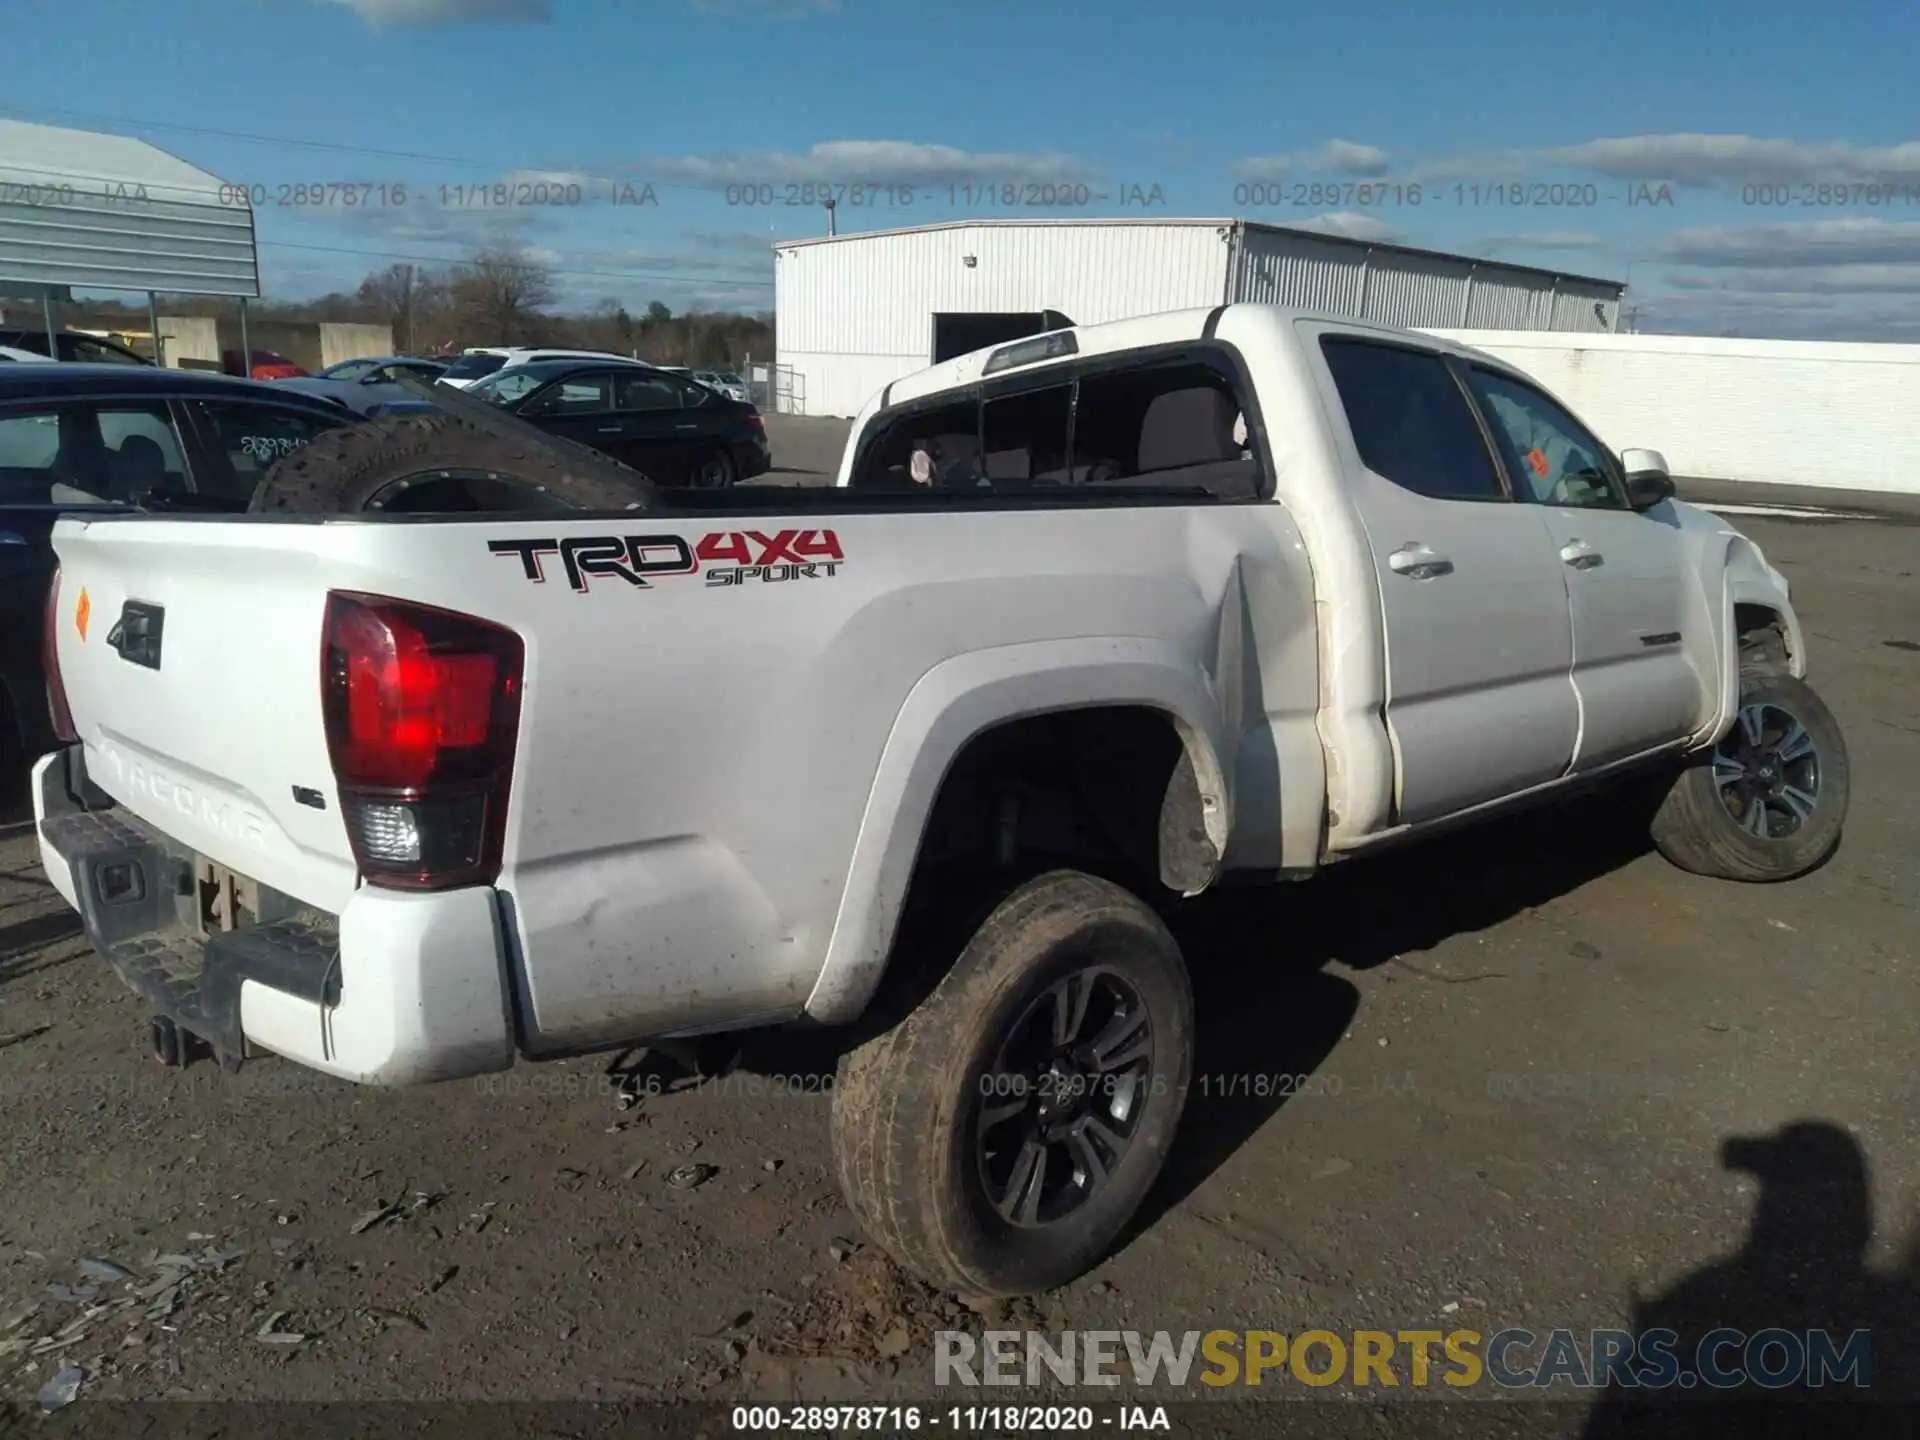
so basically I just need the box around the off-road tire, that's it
[249,411,653,513]
[831,870,1193,1298]
[1649,669,1849,882]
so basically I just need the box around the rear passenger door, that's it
[1315,334,1580,825]
[612,370,705,482]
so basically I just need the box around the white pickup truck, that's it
[33,303,1848,1299]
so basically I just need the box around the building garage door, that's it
[931,311,1074,364]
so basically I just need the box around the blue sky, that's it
[5,0,1919,337]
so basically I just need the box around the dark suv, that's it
[465,359,771,487]
[0,365,352,763]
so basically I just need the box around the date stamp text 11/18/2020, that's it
[723,181,1170,208]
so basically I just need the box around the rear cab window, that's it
[850,344,1264,499]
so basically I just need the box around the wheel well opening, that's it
[913,706,1216,899]
[1735,603,1791,671]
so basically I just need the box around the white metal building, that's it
[774,218,1626,417]
[0,120,259,297]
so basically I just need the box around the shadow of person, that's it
[1582,1120,1920,1438]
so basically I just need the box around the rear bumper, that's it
[32,747,514,1086]
[737,437,772,481]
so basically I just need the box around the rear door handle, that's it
[674,423,699,432]
[597,425,623,434]
[1388,544,1454,580]
[1559,540,1605,569]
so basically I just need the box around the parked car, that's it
[0,364,352,760]
[436,346,646,390]
[223,349,308,381]
[28,304,1847,1301]
[692,369,750,403]
[463,358,769,486]
[315,356,448,384]
[273,356,450,417]
[0,328,152,366]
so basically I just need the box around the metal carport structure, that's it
[0,118,259,363]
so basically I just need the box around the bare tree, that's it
[447,242,557,344]
[356,263,446,354]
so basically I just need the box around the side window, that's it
[331,360,378,381]
[0,410,66,501]
[851,398,981,489]
[675,378,715,408]
[194,401,342,499]
[529,374,614,416]
[981,385,1071,482]
[483,370,546,406]
[1320,339,1506,502]
[1072,361,1259,496]
[0,405,183,505]
[615,373,686,412]
[70,337,147,366]
[1466,367,1625,509]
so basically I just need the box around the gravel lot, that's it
[1,496,1914,1429]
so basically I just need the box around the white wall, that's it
[776,221,1229,416]
[1424,328,1920,493]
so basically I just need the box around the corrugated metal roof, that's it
[0,120,259,297]
[773,216,1627,295]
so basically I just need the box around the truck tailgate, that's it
[51,517,359,914]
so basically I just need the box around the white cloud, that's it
[323,0,551,26]
[1544,134,1920,188]
[638,140,1095,188]
[1666,263,1920,294]
[1479,230,1604,252]
[1284,211,1404,243]
[1630,289,1920,341]
[1655,217,1920,267]
[1233,140,1391,183]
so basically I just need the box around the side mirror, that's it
[1620,448,1675,511]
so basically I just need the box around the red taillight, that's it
[745,411,764,432]
[322,592,523,891]
[44,564,78,743]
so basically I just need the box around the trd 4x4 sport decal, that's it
[488,529,844,593]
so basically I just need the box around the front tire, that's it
[1650,670,1849,882]
[831,870,1193,1298]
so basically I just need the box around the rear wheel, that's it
[249,411,654,513]
[831,870,1192,1297]
[1649,669,1849,881]
[688,448,737,490]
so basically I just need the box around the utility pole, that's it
[399,263,416,354]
